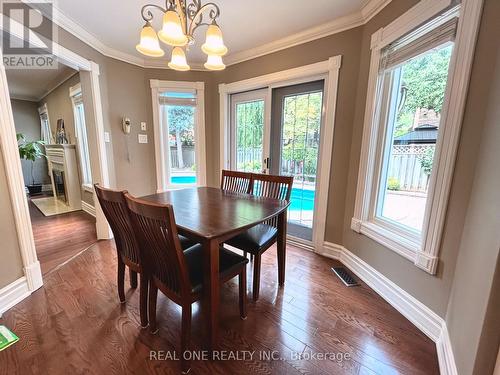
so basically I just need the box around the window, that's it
[230,90,266,173]
[151,80,206,191]
[38,104,52,144]
[70,83,92,190]
[350,3,477,274]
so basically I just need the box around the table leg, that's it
[202,238,220,353]
[277,211,287,286]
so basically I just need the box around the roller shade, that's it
[380,17,458,72]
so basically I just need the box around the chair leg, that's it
[252,254,262,301]
[139,273,148,328]
[181,304,192,374]
[130,269,138,289]
[149,281,158,334]
[117,258,126,303]
[243,251,247,259]
[239,267,247,319]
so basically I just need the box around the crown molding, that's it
[23,0,392,71]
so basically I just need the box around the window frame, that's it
[150,80,206,192]
[351,0,481,274]
[69,83,93,192]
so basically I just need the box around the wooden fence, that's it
[389,144,434,192]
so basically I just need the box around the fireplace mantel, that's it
[45,144,82,210]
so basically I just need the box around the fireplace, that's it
[52,169,67,203]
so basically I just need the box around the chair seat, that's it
[178,235,197,250]
[183,244,249,293]
[225,223,278,254]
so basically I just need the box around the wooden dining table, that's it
[140,186,290,351]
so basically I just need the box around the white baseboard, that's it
[81,200,96,217]
[24,261,43,291]
[320,242,457,375]
[0,277,30,317]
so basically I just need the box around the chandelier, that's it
[136,0,227,71]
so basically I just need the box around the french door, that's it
[230,81,325,241]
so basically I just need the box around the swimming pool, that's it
[171,175,315,212]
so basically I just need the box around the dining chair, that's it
[94,184,198,329]
[224,173,293,301]
[220,169,253,194]
[125,194,249,374]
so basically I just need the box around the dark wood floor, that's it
[29,198,97,275]
[0,239,439,375]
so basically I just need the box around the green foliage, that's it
[395,45,453,137]
[17,133,45,185]
[167,105,195,145]
[387,177,401,191]
[418,147,435,176]
[17,133,45,162]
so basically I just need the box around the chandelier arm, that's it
[173,0,188,35]
[140,4,167,22]
[187,2,220,36]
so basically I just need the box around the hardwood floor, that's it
[29,198,97,275]
[0,240,439,374]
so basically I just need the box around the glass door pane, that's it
[162,102,197,186]
[271,81,324,241]
[230,89,267,173]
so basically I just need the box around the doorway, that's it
[229,81,325,242]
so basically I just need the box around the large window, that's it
[70,83,92,190]
[350,4,474,274]
[151,80,206,191]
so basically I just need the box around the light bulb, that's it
[158,10,188,47]
[201,24,228,56]
[136,23,164,57]
[204,54,225,71]
[168,47,190,71]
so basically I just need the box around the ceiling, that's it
[6,64,77,101]
[46,0,381,69]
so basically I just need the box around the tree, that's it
[395,45,453,136]
[167,105,194,169]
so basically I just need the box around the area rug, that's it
[31,197,80,217]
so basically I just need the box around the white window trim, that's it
[352,0,484,274]
[69,82,93,191]
[150,80,206,192]
[219,56,342,253]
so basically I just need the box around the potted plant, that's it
[17,133,46,196]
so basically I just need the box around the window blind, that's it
[380,16,458,72]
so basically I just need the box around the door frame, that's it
[219,56,342,252]
[0,20,111,298]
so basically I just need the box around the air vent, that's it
[331,267,359,287]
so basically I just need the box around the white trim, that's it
[69,82,82,98]
[351,0,484,274]
[22,0,390,70]
[81,200,96,217]
[150,80,207,192]
[219,56,342,253]
[319,242,457,375]
[0,277,30,317]
[436,323,458,375]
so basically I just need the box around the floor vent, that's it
[331,267,359,287]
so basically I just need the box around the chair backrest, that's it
[94,184,140,266]
[124,194,191,299]
[251,173,293,202]
[221,170,253,194]
[251,173,293,228]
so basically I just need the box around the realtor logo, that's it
[2,1,57,69]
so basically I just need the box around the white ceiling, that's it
[6,65,77,101]
[48,0,376,68]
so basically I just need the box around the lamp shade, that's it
[204,54,226,71]
[158,10,188,47]
[136,23,164,57]
[168,47,190,71]
[201,24,228,56]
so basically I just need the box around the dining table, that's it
[140,186,290,351]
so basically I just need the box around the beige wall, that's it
[444,0,500,373]
[0,145,24,288]
[10,99,50,186]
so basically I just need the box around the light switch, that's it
[138,134,148,144]
[140,121,147,131]
[104,131,110,143]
